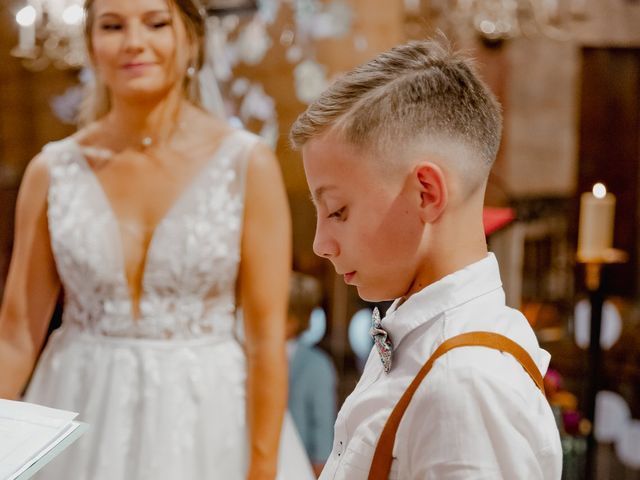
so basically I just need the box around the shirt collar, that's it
[382,253,503,348]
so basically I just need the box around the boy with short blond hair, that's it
[290,39,562,479]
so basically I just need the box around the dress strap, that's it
[367,331,545,480]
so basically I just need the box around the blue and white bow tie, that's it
[370,307,393,373]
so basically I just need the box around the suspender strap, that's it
[367,331,545,480]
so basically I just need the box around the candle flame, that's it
[593,183,607,199]
[16,6,36,27]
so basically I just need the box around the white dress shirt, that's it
[320,254,562,480]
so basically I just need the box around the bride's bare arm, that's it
[239,142,291,480]
[0,155,61,399]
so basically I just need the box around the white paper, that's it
[0,400,79,480]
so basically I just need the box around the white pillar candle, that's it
[578,183,616,260]
[16,6,36,52]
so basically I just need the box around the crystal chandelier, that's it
[472,0,587,41]
[411,0,588,43]
[12,0,86,70]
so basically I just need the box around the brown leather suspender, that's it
[367,331,546,480]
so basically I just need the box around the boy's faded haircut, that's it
[290,38,502,192]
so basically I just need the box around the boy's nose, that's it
[313,228,339,259]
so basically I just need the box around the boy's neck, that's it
[401,202,488,302]
[401,246,488,304]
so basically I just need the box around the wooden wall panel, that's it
[0,5,76,295]
[577,48,640,297]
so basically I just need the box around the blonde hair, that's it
[290,39,502,192]
[79,0,206,125]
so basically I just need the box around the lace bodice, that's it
[44,130,258,339]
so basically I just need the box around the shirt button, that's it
[336,440,344,457]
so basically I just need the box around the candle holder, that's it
[577,248,627,480]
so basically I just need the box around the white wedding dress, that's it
[24,130,315,480]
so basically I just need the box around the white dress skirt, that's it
[26,326,314,479]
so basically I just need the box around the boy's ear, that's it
[414,162,448,224]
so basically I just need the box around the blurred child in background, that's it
[287,272,337,477]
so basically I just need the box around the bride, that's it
[0,0,314,478]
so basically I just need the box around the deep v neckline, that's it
[68,132,238,320]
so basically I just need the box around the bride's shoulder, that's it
[70,120,107,148]
[189,107,231,136]
[38,121,106,155]
[33,121,115,179]
[189,106,262,146]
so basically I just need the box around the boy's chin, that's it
[355,285,396,303]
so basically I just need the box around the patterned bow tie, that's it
[370,307,393,373]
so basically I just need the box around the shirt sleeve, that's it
[403,361,561,480]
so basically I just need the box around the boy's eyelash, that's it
[328,207,346,219]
